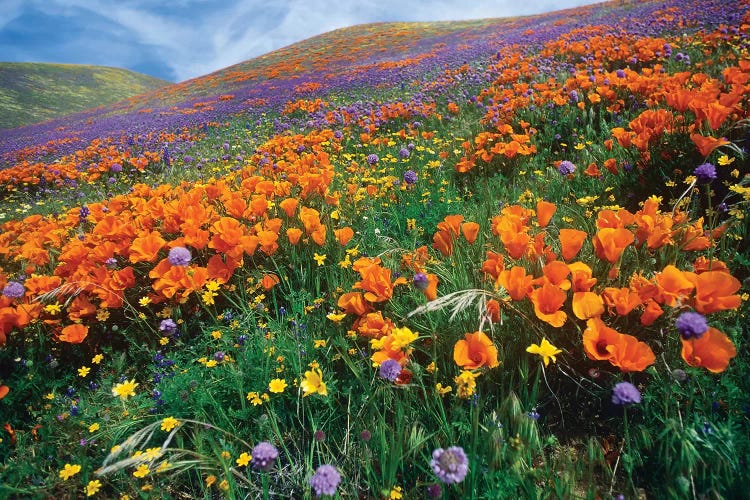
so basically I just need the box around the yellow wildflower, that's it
[161,416,179,432]
[300,368,328,397]
[85,479,102,497]
[268,379,287,393]
[236,452,252,467]
[59,463,81,481]
[112,379,139,400]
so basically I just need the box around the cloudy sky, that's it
[1,0,601,83]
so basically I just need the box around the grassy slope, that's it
[0,62,169,129]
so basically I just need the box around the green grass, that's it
[0,62,169,129]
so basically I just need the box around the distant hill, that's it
[0,62,169,129]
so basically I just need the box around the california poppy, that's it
[572,291,604,320]
[334,227,354,246]
[536,201,556,228]
[461,222,480,244]
[453,331,500,369]
[529,284,568,327]
[681,327,736,373]
[261,273,281,291]
[497,266,534,301]
[59,324,88,344]
[592,227,634,263]
[559,229,588,261]
[690,271,741,314]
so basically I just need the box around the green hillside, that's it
[0,62,169,129]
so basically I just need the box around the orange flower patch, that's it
[583,318,654,372]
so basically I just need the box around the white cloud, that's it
[15,0,601,81]
[0,0,26,30]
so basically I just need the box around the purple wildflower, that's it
[430,446,469,484]
[413,272,429,291]
[379,359,402,382]
[366,153,379,165]
[2,281,25,299]
[675,311,708,340]
[694,162,717,183]
[159,318,177,335]
[309,464,341,497]
[558,160,576,175]
[569,90,579,103]
[251,442,279,472]
[427,483,443,498]
[110,163,122,173]
[403,170,418,185]
[168,246,191,267]
[612,382,641,405]
[616,69,626,78]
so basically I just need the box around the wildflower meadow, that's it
[0,0,749,498]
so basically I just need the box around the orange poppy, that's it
[583,317,622,361]
[654,265,695,306]
[438,214,465,237]
[497,266,534,301]
[432,229,454,257]
[536,201,556,228]
[690,133,730,157]
[692,257,729,274]
[261,273,281,291]
[453,331,500,369]
[354,264,408,303]
[257,230,279,255]
[334,227,354,246]
[59,324,88,344]
[529,284,568,327]
[568,262,597,292]
[0,385,8,400]
[608,334,656,372]
[640,299,663,326]
[592,227,634,263]
[422,273,439,301]
[602,287,642,316]
[572,291,604,320]
[337,292,373,316]
[355,311,394,339]
[681,327,736,373]
[689,271,741,314]
[129,231,167,264]
[311,226,327,246]
[583,318,655,372]
[286,227,303,245]
[486,299,501,323]
[583,162,601,177]
[537,260,571,290]
[461,222,480,244]
[481,251,505,281]
[500,230,531,260]
[559,229,588,261]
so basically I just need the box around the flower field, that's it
[0,0,749,497]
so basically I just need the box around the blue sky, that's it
[1,0,601,83]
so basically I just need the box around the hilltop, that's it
[0,62,169,129]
